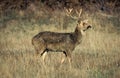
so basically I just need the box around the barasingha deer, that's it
[32,8,92,65]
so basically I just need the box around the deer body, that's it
[32,8,92,64]
[32,20,91,64]
[32,27,82,54]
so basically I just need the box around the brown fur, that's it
[32,20,92,63]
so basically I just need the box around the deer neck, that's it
[74,26,84,43]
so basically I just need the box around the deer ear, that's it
[83,19,88,23]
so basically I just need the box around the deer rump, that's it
[33,31,79,52]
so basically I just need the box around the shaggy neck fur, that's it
[74,26,84,43]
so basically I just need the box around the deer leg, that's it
[66,51,72,68]
[61,51,67,64]
[40,49,46,56]
[33,42,46,62]
[41,51,47,62]
[40,50,47,67]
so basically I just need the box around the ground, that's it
[0,5,120,78]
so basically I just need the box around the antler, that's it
[64,8,75,18]
[64,7,82,20]
[75,9,82,18]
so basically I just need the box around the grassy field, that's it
[0,9,120,78]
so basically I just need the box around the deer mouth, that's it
[83,25,92,31]
[87,25,92,29]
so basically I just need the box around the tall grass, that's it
[0,8,120,78]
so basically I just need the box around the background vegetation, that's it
[0,0,120,78]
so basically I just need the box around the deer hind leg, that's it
[41,50,47,62]
[34,44,45,56]
[33,39,46,60]
[33,47,45,62]
[34,47,47,66]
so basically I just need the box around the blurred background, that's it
[0,0,120,78]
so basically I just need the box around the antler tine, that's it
[64,7,82,19]
[69,8,73,13]
[65,8,73,16]
[75,9,82,18]
[79,9,82,17]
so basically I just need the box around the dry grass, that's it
[0,11,120,78]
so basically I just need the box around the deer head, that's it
[65,8,92,32]
[77,19,92,31]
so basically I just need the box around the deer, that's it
[32,8,92,65]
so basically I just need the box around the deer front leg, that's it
[61,51,67,64]
[61,51,72,68]
[66,51,72,68]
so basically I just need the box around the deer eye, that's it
[83,22,86,26]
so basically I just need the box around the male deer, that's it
[32,8,92,65]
